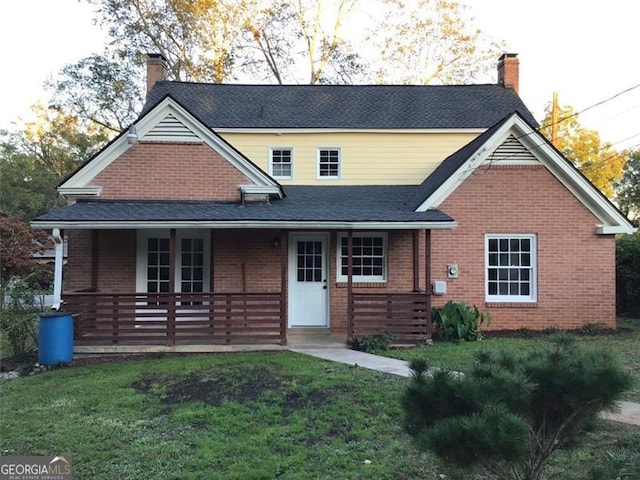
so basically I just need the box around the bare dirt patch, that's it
[131,364,292,406]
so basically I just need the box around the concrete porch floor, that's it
[73,329,347,354]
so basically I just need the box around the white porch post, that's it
[52,228,64,310]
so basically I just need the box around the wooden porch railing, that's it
[351,292,431,345]
[62,292,285,346]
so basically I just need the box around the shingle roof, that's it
[142,83,538,129]
[410,114,513,209]
[33,186,453,225]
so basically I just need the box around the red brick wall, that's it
[212,230,283,292]
[64,230,136,292]
[63,164,614,333]
[93,142,250,201]
[97,230,136,292]
[65,230,93,292]
[66,229,283,294]
[431,165,615,330]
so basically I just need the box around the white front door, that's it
[289,234,328,327]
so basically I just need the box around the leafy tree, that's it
[240,0,365,84]
[0,212,52,360]
[85,0,251,83]
[615,149,640,222]
[83,0,498,85]
[402,335,631,480]
[0,104,107,220]
[16,103,108,181]
[46,50,145,133]
[41,0,501,141]
[616,231,640,317]
[84,0,364,85]
[0,277,43,361]
[0,211,52,290]
[0,136,61,221]
[366,0,504,85]
[540,103,628,198]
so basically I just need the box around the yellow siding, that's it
[218,132,480,185]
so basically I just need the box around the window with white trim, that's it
[486,234,536,302]
[270,148,293,179]
[147,238,171,295]
[180,238,204,294]
[136,230,210,298]
[318,148,340,179]
[337,233,387,282]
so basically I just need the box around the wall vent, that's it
[143,113,200,142]
[488,134,539,165]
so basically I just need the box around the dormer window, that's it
[318,148,341,179]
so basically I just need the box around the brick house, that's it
[32,54,635,352]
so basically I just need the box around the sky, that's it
[0,0,639,150]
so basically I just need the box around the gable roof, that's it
[58,95,283,198]
[411,114,513,209]
[31,186,455,230]
[143,83,538,130]
[413,112,636,235]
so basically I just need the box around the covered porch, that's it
[31,190,456,353]
[58,230,436,351]
[49,228,439,352]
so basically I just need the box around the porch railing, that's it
[63,291,285,346]
[351,292,431,344]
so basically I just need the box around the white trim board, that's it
[415,113,636,235]
[59,96,282,199]
[31,220,458,230]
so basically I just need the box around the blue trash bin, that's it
[39,311,74,365]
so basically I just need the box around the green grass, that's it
[1,352,439,479]
[1,322,639,479]
[384,318,640,403]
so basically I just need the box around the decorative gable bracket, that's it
[57,186,102,197]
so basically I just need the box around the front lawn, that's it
[1,324,639,479]
[1,352,438,480]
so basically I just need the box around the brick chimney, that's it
[497,53,519,94]
[146,53,169,94]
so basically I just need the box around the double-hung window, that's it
[337,233,387,282]
[270,148,293,179]
[318,148,341,179]
[486,234,536,302]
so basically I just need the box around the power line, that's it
[536,81,640,132]
[607,132,640,150]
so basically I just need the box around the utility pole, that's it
[551,92,559,147]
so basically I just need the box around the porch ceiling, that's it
[31,185,456,230]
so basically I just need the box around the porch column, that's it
[424,229,432,339]
[412,230,420,292]
[280,229,288,346]
[91,230,99,291]
[167,228,177,346]
[209,229,215,293]
[347,230,354,340]
[51,229,64,310]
